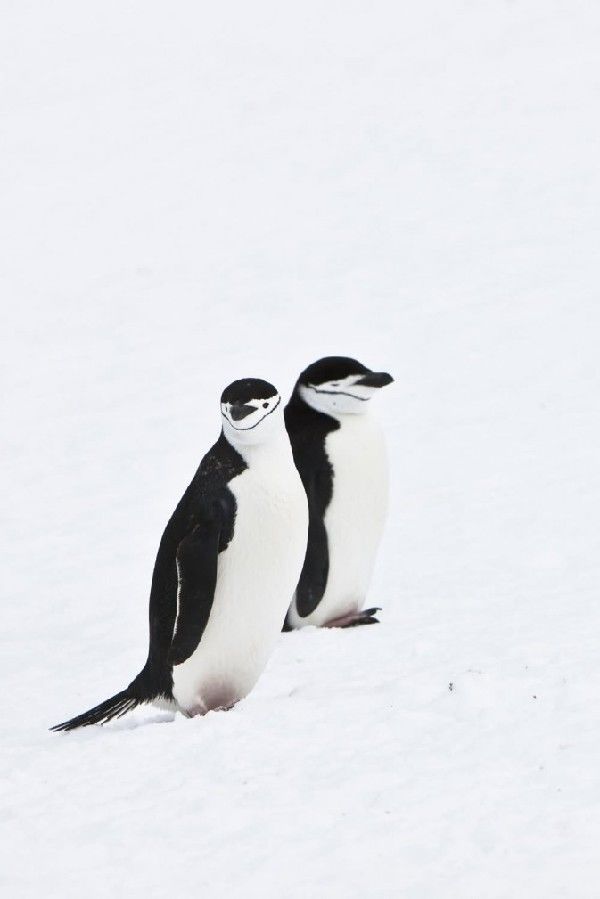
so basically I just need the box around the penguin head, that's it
[294,356,393,416]
[221,378,283,446]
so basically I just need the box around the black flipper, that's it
[169,505,222,667]
[284,396,338,622]
[295,479,330,618]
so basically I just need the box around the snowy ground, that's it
[2,1,600,896]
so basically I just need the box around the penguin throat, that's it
[225,426,291,468]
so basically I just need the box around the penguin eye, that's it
[263,402,269,408]
[331,382,339,387]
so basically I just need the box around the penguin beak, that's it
[355,371,394,388]
[229,403,256,422]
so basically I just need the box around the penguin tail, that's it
[50,667,170,732]
[50,689,142,732]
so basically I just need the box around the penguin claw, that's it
[342,615,380,628]
[325,608,382,628]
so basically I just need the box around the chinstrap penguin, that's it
[52,379,308,731]
[284,356,393,630]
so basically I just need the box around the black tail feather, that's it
[50,689,143,732]
[51,663,173,733]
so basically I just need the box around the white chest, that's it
[224,453,308,603]
[319,413,388,619]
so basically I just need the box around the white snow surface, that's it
[2,2,599,896]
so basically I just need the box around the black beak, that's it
[355,371,394,388]
[229,403,256,422]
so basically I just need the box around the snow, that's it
[2,1,599,896]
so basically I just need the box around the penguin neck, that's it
[224,427,293,471]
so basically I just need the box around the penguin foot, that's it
[325,607,381,628]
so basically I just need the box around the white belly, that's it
[291,413,388,627]
[171,444,308,714]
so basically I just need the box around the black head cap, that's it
[297,356,369,387]
[296,356,393,388]
[221,378,278,405]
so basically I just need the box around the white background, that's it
[2,2,599,896]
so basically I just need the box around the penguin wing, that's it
[168,498,223,666]
[294,469,330,617]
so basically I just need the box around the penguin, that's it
[51,378,308,731]
[284,356,393,630]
